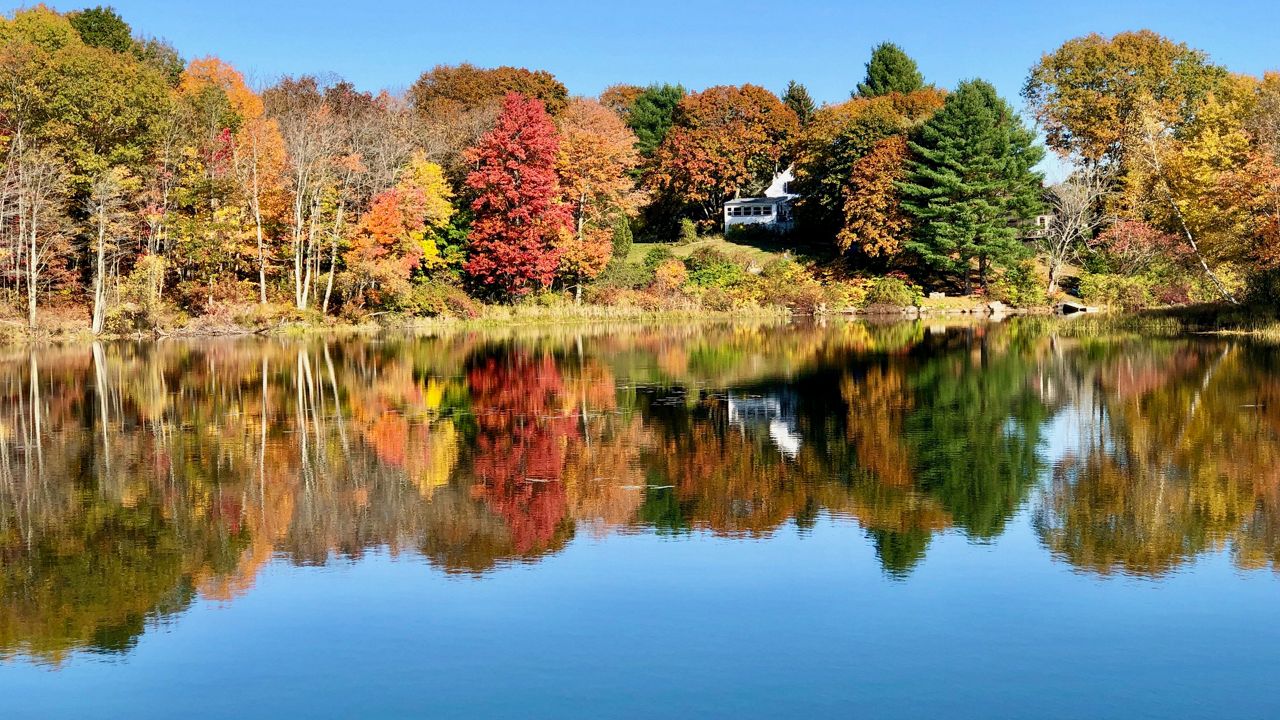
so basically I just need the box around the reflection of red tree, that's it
[467,352,576,553]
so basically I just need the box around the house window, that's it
[762,205,773,216]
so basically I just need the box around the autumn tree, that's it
[409,63,568,116]
[856,42,925,98]
[899,80,1045,291]
[648,85,799,222]
[1024,31,1225,167]
[555,98,641,300]
[599,84,645,118]
[341,154,453,309]
[464,93,572,298]
[791,89,944,237]
[0,6,167,324]
[264,75,345,310]
[1025,31,1242,301]
[837,135,910,257]
[409,64,568,181]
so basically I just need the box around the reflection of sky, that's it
[7,514,1278,719]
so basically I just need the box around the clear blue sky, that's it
[38,0,1276,106]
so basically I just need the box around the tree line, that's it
[3,6,1278,332]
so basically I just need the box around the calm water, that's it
[1,319,1278,719]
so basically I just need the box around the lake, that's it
[1,319,1278,719]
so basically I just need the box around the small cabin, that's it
[723,167,798,232]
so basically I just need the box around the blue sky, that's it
[40,0,1276,104]
[29,0,1280,179]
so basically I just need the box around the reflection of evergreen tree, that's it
[868,528,932,578]
[905,333,1048,539]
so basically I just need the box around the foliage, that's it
[463,93,572,298]
[989,260,1048,307]
[838,135,910,257]
[678,218,698,244]
[599,84,645,117]
[555,98,641,290]
[642,246,676,272]
[1024,30,1226,164]
[684,248,745,288]
[647,85,799,220]
[862,276,920,307]
[67,6,132,52]
[782,80,816,125]
[342,155,454,308]
[611,217,633,259]
[1079,273,1156,310]
[626,83,684,157]
[408,62,568,116]
[856,42,926,97]
[899,80,1045,291]
[652,258,688,292]
[792,89,945,236]
[400,280,481,318]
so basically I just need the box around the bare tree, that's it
[87,167,133,334]
[11,139,71,330]
[1038,163,1112,295]
[266,76,341,311]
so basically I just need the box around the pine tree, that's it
[856,43,925,98]
[898,80,1045,291]
[782,80,816,125]
[626,83,684,156]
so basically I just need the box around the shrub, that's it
[642,246,676,272]
[862,276,920,307]
[653,258,688,292]
[678,218,698,244]
[400,281,481,318]
[750,258,827,313]
[685,248,745,288]
[594,259,652,289]
[1079,273,1155,310]
[990,260,1048,307]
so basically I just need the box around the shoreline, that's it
[7,300,1279,346]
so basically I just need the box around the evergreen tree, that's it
[856,42,925,97]
[898,80,1045,291]
[626,83,684,156]
[782,80,816,125]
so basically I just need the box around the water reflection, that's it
[1,320,1277,664]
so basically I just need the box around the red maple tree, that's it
[463,93,573,297]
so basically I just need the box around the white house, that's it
[723,167,798,233]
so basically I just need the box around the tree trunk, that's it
[27,222,38,331]
[91,204,107,335]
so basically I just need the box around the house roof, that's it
[725,196,788,206]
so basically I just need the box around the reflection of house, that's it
[723,167,798,233]
[725,391,802,459]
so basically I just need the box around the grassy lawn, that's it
[626,235,812,267]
